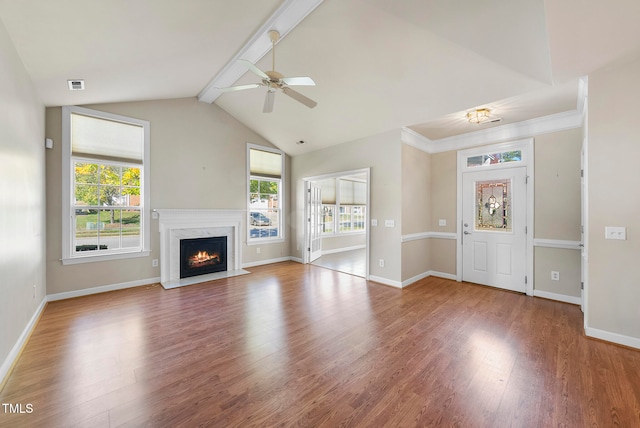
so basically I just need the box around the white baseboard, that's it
[533,289,582,305]
[369,275,402,288]
[1,297,48,386]
[585,326,640,350]
[47,277,160,302]
[242,256,293,268]
[401,270,457,287]
[290,257,303,264]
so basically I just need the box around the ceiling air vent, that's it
[67,79,85,91]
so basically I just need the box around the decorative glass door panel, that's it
[475,179,512,231]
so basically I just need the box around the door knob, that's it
[463,231,472,235]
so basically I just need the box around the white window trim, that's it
[61,106,151,265]
[246,143,285,245]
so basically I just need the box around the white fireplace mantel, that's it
[156,209,248,289]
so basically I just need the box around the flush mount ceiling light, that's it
[67,79,85,91]
[467,108,491,124]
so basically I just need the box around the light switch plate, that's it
[605,226,626,240]
[438,219,446,226]
[385,220,395,228]
[371,219,378,226]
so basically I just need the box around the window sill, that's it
[61,250,151,265]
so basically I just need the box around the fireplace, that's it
[156,209,248,289]
[179,236,227,279]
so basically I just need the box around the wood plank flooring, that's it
[1,262,639,427]
[311,248,366,277]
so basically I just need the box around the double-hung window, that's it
[62,106,150,264]
[247,144,284,242]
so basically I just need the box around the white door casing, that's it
[462,167,527,293]
[456,139,534,296]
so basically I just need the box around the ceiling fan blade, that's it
[263,90,275,113]
[281,76,316,86]
[282,87,317,109]
[237,59,269,80]
[219,83,262,93]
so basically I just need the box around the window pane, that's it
[100,185,121,206]
[75,162,98,184]
[322,205,334,234]
[75,210,101,252]
[122,167,140,186]
[467,150,522,168]
[101,209,122,250]
[121,209,141,248]
[249,209,279,238]
[75,184,98,207]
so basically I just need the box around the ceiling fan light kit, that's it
[218,29,317,113]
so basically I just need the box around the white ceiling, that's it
[1,0,640,156]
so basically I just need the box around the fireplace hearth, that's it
[180,236,227,279]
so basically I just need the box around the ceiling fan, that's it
[218,30,317,113]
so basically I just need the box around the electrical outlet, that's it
[256,247,261,254]
[379,259,385,268]
[371,219,378,226]
[551,271,560,281]
[439,219,446,226]
[152,259,158,267]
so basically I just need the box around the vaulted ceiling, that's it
[1,0,639,155]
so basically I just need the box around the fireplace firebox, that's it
[179,236,227,279]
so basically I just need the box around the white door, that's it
[308,182,322,263]
[462,167,527,293]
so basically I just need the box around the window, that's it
[248,145,284,242]
[62,106,150,264]
[317,176,366,235]
[467,150,522,168]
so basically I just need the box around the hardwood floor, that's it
[2,262,639,427]
[311,248,366,277]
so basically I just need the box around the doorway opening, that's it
[303,168,370,279]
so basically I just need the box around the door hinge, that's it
[525,276,528,284]
[581,169,584,178]
[307,247,311,252]
[581,281,584,290]
[525,176,529,184]
[525,226,528,234]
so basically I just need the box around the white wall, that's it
[0,20,46,383]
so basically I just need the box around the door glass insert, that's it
[475,179,511,231]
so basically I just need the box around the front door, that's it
[462,167,527,292]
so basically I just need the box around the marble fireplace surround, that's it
[156,209,249,289]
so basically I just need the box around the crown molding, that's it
[198,0,324,104]
[401,107,583,154]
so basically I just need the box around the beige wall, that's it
[402,144,431,234]
[588,57,640,341]
[321,233,366,252]
[0,21,46,379]
[291,130,402,283]
[534,128,582,240]
[534,247,581,297]
[401,144,431,280]
[533,128,582,297]
[430,151,457,233]
[45,98,289,295]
